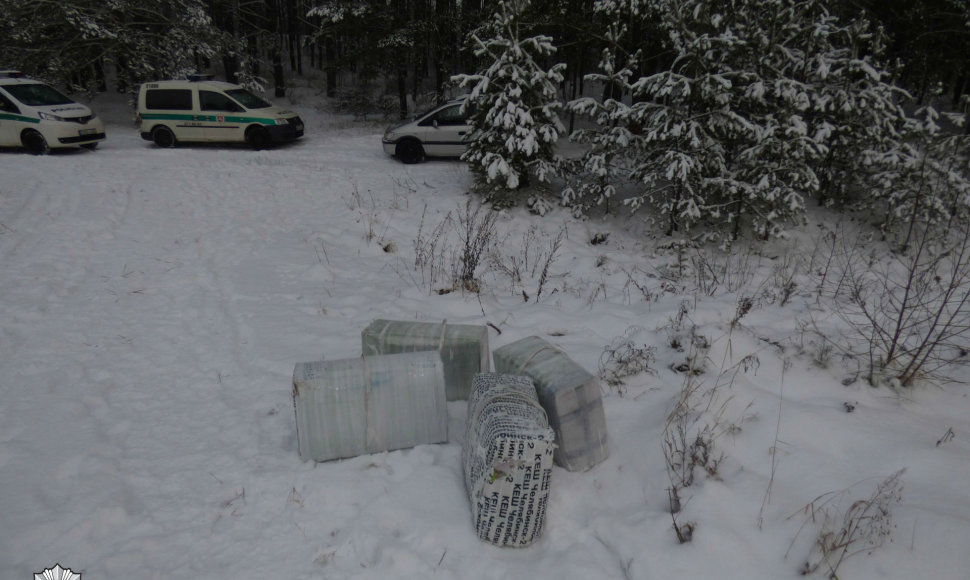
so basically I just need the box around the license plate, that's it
[79,128,97,136]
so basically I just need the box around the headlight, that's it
[38,111,65,122]
[89,111,98,119]
[384,131,396,141]
[275,118,288,125]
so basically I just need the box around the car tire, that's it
[152,126,176,148]
[395,138,424,164]
[22,130,49,155]
[247,126,271,151]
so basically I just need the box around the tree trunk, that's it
[325,36,337,97]
[223,56,240,83]
[273,48,286,97]
[94,58,107,92]
[398,68,408,120]
[433,0,455,99]
[953,74,969,108]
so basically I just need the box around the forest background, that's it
[3,0,970,118]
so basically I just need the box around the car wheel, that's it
[152,126,176,148]
[395,139,424,164]
[22,130,49,155]
[247,126,271,151]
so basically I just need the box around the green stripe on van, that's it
[0,112,39,123]
[140,112,275,125]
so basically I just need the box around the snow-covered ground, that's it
[1,90,968,580]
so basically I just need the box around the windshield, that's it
[225,88,271,109]
[3,83,74,106]
[413,103,443,119]
[415,99,472,122]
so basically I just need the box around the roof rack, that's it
[186,73,215,82]
[0,70,25,78]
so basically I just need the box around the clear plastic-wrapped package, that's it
[462,373,555,547]
[493,336,609,472]
[292,351,448,462]
[361,319,490,401]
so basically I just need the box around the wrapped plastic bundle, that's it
[462,373,555,547]
[493,336,609,472]
[292,351,448,462]
[361,319,490,401]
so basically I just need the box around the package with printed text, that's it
[462,373,555,547]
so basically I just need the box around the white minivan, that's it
[0,71,106,154]
[382,97,473,163]
[136,75,304,150]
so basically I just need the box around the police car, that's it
[136,75,304,150]
[0,71,106,154]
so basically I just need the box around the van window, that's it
[146,89,192,110]
[0,91,18,113]
[420,104,468,127]
[4,83,73,106]
[225,89,271,109]
[200,90,242,112]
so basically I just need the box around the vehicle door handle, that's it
[458,131,466,135]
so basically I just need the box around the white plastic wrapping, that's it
[362,319,490,401]
[493,336,609,472]
[292,351,448,462]
[462,373,555,547]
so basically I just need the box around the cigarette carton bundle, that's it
[362,319,490,401]
[462,373,555,547]
[293,351,448,462]
[493,336,609,472]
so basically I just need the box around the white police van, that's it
[136,75,304,150]
[0,71,106,154]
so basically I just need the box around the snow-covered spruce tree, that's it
[562,22,638,216]
[567,0,907,240]
[453,0,565,208]
[113,0,227,91]
[866,103,970,248]
[798,14,908,209]
[0,0,226,92]
[568,0,820,238]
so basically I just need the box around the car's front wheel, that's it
[152,126,176,148]
[395,138,425,164]
[22,130,49,155]
[247,126,271,151]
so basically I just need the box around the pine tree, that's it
[562,22,637,215]
[797,12,908,209]
[454,0,565,206]
[565,0,908,240]
[867,103,970,250]
[0,0,228,92]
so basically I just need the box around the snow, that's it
[1,91,969,579]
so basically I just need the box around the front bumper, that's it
[41,119,106,148]
[268,116,304,142]
[58,132,106,144]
